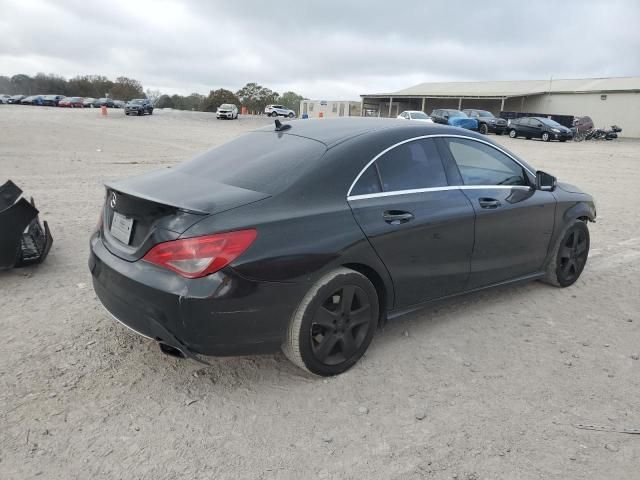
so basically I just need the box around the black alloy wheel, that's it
[479,123,489,135]
[310,285,372,366]
[283,268,379,376]
[556,224,589,286]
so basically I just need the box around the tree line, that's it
[0,74,145,101]
[0,73,306,114]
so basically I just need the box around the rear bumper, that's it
[89,233,306,357]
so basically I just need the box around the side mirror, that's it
[536,171,557,192]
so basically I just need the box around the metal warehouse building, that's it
[361,76,640,137]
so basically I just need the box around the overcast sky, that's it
[1,0,639,99]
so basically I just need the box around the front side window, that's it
[444,138,528,187]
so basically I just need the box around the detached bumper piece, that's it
[0,180,53,270]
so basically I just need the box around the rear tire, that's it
[282,268,379,376]
[509,129,517,138]
[542,220,590,287]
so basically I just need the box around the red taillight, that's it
[142,229,257,279]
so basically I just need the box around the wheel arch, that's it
[563,201,596,223]
[342,262,392,327]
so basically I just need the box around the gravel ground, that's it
[1,106,639,480]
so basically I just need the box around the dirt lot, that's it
[1,106,638,479]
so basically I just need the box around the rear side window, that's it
[350,165,382,196]
[375,139,448,192]
[444,138,527,186]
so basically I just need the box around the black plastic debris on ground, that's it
[0,180,53,270]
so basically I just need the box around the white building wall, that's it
[300,100,360,118]
[506,92,640,137]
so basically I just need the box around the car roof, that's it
[254,118,476,147]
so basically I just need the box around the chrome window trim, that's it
[347,185,531,202]
[346,134,535,198]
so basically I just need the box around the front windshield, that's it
[477,111,494,117]
[220,104,234,109]
[540,118,562,128]
[410,112,429,119]
[447,110,467,118]
[130,99,144,105]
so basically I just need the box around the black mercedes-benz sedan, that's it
[89,118,596,376]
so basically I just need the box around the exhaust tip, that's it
[159,342,186,359]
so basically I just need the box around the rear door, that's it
[439,137,556,287]
[348,137,475,308]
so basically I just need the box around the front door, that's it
[438,137,556,288]
[348,138,475,308]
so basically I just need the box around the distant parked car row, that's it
[0,94,127,108]
[395,108,573,141]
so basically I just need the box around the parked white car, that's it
[216,104,238,119]
[265,104,295,118]
[397,110,433,122]
[0,94,11,104]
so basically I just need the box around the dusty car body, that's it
[90,118,595,375]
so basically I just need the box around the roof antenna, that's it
[274,119,291,131]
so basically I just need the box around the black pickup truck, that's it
[462,109,508,135]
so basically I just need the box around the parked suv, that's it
[125,99,153,116]
[265,104,295,118]
[462,109,508,135]
[42,95,65,106]
[508,117,573,142]
[216,104,238,119]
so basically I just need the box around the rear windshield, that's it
[176,132,326,194]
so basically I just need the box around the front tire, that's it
[282,268,379,376]
[542,220,590,287]
[542,132,551,142]
[288,112,294,118]
[479,123,489,135]
[509,129,517,138]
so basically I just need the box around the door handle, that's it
[478,198,501,209]
[383,210,414,225]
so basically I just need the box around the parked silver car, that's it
[264,104,295,118]
[216,104,238,119]
[397,110,433,123]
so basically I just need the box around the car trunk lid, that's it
[102,169,270,261]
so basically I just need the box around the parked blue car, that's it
[430,109,478,130]
[20,95,44,106]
